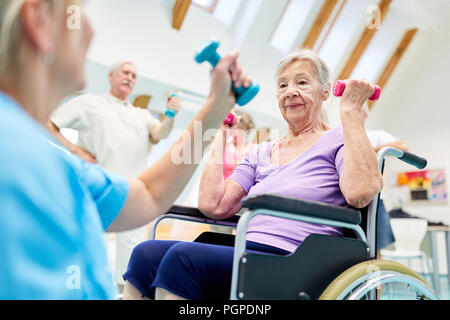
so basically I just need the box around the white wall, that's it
[365,29,450,275]
[367,29,450,224]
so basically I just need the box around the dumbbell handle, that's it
[333,80,381,101]
[165,93,179,118]
[195,38,259,106]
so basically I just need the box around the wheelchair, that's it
[147,147,438,300]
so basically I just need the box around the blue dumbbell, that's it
[194,37,260,106]
[165,93,179,118]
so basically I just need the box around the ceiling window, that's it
[192,0,218,13]
[350,5,419,83]
[315,0,368,76]
[213,0,242,27]
[192,0,242,27]
[270,0,317,54]
[313,0,347,52]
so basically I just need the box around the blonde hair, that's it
[0,0,25,77]
[235,109,255,131]
[0,0,60,78]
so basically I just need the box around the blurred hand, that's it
[72,146,97,164]
[166,96,182,113]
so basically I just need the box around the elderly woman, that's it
[0,0,249,299]
[123,49,383,300]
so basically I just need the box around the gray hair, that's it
[109,60,136,76]
[276,49,331,127]
[275,48,330,92]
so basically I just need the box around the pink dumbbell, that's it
[333,80,381,101]
[223,112,235,126]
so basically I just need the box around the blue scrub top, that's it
[0,92,130,299]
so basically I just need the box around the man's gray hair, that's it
[275,49,330,92]
[109,60,136,76]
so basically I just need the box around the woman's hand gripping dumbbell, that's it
[333,80,381,101]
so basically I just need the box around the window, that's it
[192,0,242,27]
[350,6,418,83]
[313,0,346,52]
[316,0,368,76]
[213,0,242,27]
[192,0,219,13]
[270,0,317,54]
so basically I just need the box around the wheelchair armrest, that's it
[148,205,241,240]
[164,205,241,225]
[241,194,361,225]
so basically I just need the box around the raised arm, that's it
[339,80,383,208]
[198,126,247,220]
[107,51,250,232]
[150,96,182,142]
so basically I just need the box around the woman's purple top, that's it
[229,127,347,252]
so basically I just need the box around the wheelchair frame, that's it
[147,147,436,300]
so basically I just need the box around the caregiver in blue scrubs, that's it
[0,0,251,299]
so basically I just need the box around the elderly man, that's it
[47,60,181,291]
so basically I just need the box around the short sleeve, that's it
[50,95,88,130]
[228,143,261,194]
[335,145,345,176]
[80,164,129,229]
[57,146,130,230]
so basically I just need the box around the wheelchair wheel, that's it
[319,260,438,300]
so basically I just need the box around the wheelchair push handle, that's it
[399,151,427,169]
[378,147,427,170]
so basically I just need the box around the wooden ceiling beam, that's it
[172,0,192,31]
[369,28,418,109]
[338,0,392,80]
[302,0,339,49]
[315,0,347,52]
[376,28,418,91]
